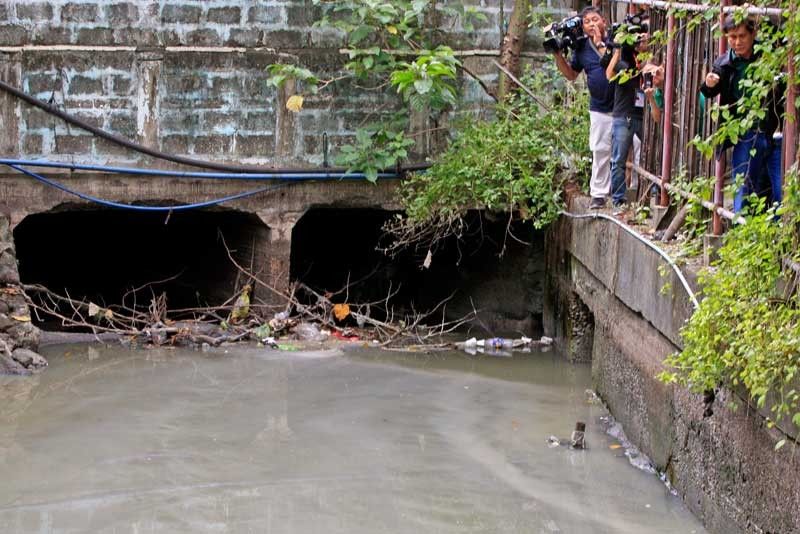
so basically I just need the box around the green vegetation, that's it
[384,66,589,252]
[266,0,485,181]
[267,0,588,250]
[653,2,800,441]
[661,177,800,440]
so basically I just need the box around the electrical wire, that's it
[0,78,430,175]
[560,210,700,309]
[7,164,291,212]
[0,158,399,180]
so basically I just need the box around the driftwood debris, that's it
[22,242,478,351]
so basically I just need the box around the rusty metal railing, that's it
[612,0,797,237]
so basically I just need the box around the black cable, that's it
[0,78,431,175]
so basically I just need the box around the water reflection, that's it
[0,344,704,533]
[0,374,39,466]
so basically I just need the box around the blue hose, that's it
[0,158,401,180]
[8,164,291,212]
[2,156,408,212]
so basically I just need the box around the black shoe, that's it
[590,197,605,209]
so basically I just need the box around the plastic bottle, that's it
[570,421,586,449]
[485,337,513,350]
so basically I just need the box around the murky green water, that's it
[0,343,704,533]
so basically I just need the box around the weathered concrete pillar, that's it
[0,51,22,157]
[135,49,163,148]
[274,79,298,163]
[256,209,303,305]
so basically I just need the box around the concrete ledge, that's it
[564,196,697,348]
[546,199,800,534]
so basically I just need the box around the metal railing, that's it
[613,0,797,237]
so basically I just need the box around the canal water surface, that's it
[0,343,705,533]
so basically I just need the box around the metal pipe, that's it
[631,162,745,224]
[712,0,730,236]
[659,12,676,208]
[784,1,798,176]
[0,78,429,175]
[616,0,783,16]
[0,158,400,180]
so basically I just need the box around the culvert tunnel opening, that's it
[290,209,544,335]
[13,206,268,331]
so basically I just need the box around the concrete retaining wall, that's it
[0,0,542,167]
[545,198,800,534]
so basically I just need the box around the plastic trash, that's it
[485,337,514,350]
[570,421,586,449]
[293,322,326,341]
[480,346,512,358]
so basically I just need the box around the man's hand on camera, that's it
[705,72,720,87]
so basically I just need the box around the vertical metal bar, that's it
[659,12,676,207]
[785,31,798,176]
[712,0,730,236]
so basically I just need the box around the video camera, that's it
[610,11,649,51]
[542,15,587,53]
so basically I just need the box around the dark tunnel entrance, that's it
[290,209,545,336]
[13,206,268,330]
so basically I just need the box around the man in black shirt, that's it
[604,37,648,210]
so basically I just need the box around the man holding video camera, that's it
[700,14,784,212]
[603,14,649,211]
[551,7,614,209]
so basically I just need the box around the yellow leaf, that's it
[286,94,304,112]
[104,309,114,320]
[609,444,622,450]
[333,303,350,321]
[386,25,398,35]
[10,314,30,322]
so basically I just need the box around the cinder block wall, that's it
[0,0,537,167]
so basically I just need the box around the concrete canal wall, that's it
[544,197,800,534]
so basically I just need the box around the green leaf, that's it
[413,78,433,94]
[350,24,373,45]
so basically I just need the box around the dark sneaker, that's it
[612,201,627,216]
[589,197,605,209]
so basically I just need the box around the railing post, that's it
[712,0,730,236]
[659,11,676,207]
[784,10,797,177]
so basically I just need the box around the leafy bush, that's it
[385,65,590,252]
[661,173,800,438]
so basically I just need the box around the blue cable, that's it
[0,158,402,180]
[7,164,290,212]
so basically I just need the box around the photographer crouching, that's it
[602,12,650,212]
[549,7,615,209]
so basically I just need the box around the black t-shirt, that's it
[611,55,645,119]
